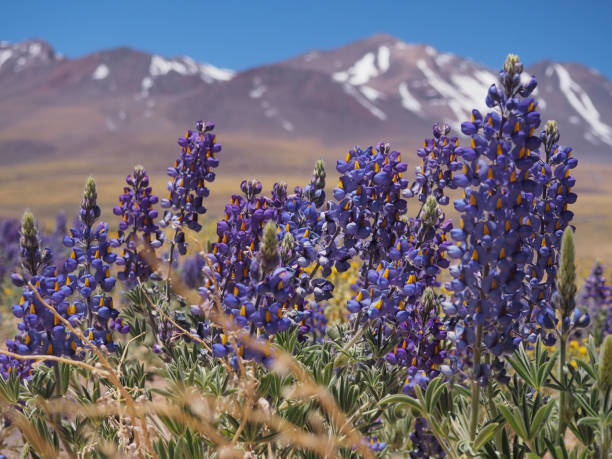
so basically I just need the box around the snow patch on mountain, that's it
[28,43,42,56]
[0,50,12,69]
[282,120,294,132]
[141,77,153,97]
[150,55,189,76]
[303,51,319,63]
[250,77,266,99]
[398,82,422,113]
[435,53,454,67]
[360,85,384,102]
[378,46,390,73]
[149,55,234,82]
[92,64,110,80]
[555,64,612,146]
[333,46,391,86]
[417,60,487,121]
[341,83,387,120]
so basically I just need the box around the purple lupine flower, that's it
[2,212,83,380]
[111,165,164,285]
[200,161,333,364]
[0,218,20,283]
[40,212,69,274]
[160,120,221,255]
[579,262,611,345]
[328,139,448,384]
[61,177,125,351]
[525,120,578,341]
[405,122,463,206]
[444,54,579,383]
[364,437,387,452]
[303,159,326,208]
[409,417,445,458]
[181,253,205,289]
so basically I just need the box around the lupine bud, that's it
[421,195,439,228]
[19,211,42,276]
[539,120,561,153]
[556,227,576,320]
[314,159,326,183]
[305,159,327,208]
[500,54,524,95]
[598,335,612,392]
[260,221,280,274]
[241,179,262,201]
[422,287,437,316]
[504,54,523,76]
[280,232,295,265]
[81,176,100,227]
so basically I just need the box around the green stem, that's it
[601,419,610,459]
[470,323,483,441]
[558,335,568,445]
[484,353,503,450]
[166,237,177,302]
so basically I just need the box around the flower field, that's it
[0,54,611,458]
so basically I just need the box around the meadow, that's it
[0,54,611,459]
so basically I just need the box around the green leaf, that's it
[574,358,597,380]
[530,400,554,439]
[473,422,499,450]
[379,393,422,413]
[576,416,600,427]
[499,403,528,440]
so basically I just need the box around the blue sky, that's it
[3,1,611,77]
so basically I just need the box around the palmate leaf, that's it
[0,370,23,403]
[424,376,446,413]
[507,339,557,392]
[574,358,597,381]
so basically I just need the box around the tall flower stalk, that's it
[63,177,127,348]
[160,120,222,295]
[112,165,164,286]
[446,54,547,439]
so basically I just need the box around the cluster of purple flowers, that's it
[2,212,77,379]
[200,160,330,365]
[327,137,451,392]
[63,177,128,348]
[405,122,463,206]
[580,261,612,343]
[0,178,130,380]
[161,120,222,255]
[111,166,164,285]
[441,55,582,383]
[0,214,68,287]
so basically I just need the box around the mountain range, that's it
[1,34,612,219]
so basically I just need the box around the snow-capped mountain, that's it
[1,34,612,173]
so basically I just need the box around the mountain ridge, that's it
[1,35,612,219]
